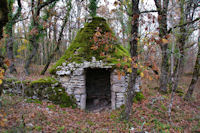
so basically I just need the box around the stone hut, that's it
[50,17,131,110]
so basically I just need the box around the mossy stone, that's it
[30,77,58,86]
[48,87,77,108]
[49,17,130,74]
[3,77,76,108]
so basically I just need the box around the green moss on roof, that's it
[50,17,130,74]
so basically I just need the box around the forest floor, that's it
[0,65,200,132]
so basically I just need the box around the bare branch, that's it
[36,0,58,15]
[154,0,161,13]
[14,17,29,23]
[118,0,133,16]
[12,0,22,21]
[168,17,200,33]
[140,10,158,14]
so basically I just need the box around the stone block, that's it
[116,92,124,97]
[74,88,85,94]
[66,88,73,95]
[71,75,85,81]
[62,62,66,66]
[111,84,126,92]
[80,94,86,110]
[116,102,124,108]
[92,57,96,63]
[111,74,126,84]
[68,63,74,68]
[65,71,71,75]
[60,76,70,83]
[73,68,84,76]
[83,61,90,68]
[90,63,96,68]
[75,95,81,101]
[116,96,124,101]
[111,91,116,110]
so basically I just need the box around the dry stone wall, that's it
[56,57,130,110]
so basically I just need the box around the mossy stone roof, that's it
[50,17,130,74]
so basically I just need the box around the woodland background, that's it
[0,0,199,132]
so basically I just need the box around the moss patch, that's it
[49,17,130,74]
[3,77,76,108]
[48,87,77,108]
[133,92,145,103]
[30,77,58,86]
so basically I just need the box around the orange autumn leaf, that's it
[91,45,98,50]
[4,59,10,67]
[127,68,132,73]
[100,52,105,57]
[117,70,121,80]
[116,63,121,68]
[165,34,171,39]
[95,31,101,37]
[162,38,169,44]
[121,72,125,76]
[133,63,138,68]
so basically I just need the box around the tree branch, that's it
[41,0,72,75]
[168,17,200,33]
[118,0,133,16]
[140,10,158,14]
[36,0,58,15]
[154,0,161,13]
[14,16,29,23]
[12,0,22,22]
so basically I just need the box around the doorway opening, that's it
[85,68,111,111]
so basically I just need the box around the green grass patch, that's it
[25,98,42,104]
[133,92,145,103]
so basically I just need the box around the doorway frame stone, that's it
[56,58,128,110]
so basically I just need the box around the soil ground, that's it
[0,65,199,132]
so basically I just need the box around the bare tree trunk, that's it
[0,0,8,39]
[68,16,72,44]
[173,0,197,91]
[41,0,72,75]
[122,0,139,120]
[76,0,81,30]
[5,0,22,73]
[0,0,8,108]
[160,45,169,92]
[154,0,170,93]
[24,39,39,75]
[184,35,200,101]
[173,28,186,91]
[24,0,58,75]
[6,35,17,73]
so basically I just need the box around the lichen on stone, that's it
[49,17,130,74]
